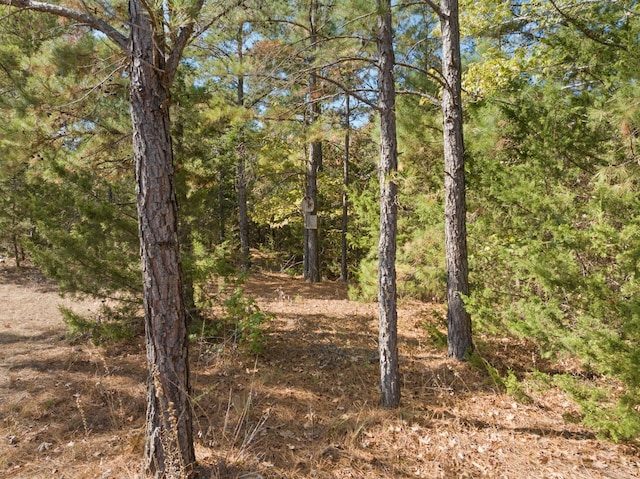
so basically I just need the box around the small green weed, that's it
[469,352,532,403]
[421,310,447,348]
[224,289,272,354]
[189,289,272,354]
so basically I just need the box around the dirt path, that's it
[0,264,144,478]
[0,263,639,478]
[0,264,98,397]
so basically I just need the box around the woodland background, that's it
[1,0,640,468]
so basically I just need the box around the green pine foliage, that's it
[7,25,141,301]
[27,162,141,299]
[465,80,640,440]
[61,303,142,345]
[455,0,640,440]
[349,78,447,302]
[189,288,273,355]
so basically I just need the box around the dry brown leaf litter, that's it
[0,262,638,478]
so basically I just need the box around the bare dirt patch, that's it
[1,262,638,478]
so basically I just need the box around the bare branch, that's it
[192,0,243,43]
[415,0,442,17]
[395,60,446,88]
[0,0,127,50]
[254,17,312,33]
[396,89,440,107]
[167,0,246,86]
[315,73,378,110]
[56,61,128,110]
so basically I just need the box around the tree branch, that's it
[549,0,628,51]
[167,0,245,86]
[420,0,442,17]
[395,60,446,88]
[165,0,206,86]
[315,73,378,110]
[396,89,441,107]
[0,0,127,50]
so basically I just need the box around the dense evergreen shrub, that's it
[464,84,640,440]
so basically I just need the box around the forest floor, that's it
[0,259,639,478]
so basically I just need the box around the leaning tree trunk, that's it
[129,0,195,476]
[440,0,473,360]
[377,0,400,408]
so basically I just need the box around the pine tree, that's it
[462,0,640,439]
[377,0,400,408]
[438,0,473,359]
[0,0,212,475]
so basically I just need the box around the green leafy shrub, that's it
[224,289,272,354]
[190,288,272,355]
[420,309,447,347]
[554,374,640,442]
[469,352,532,403]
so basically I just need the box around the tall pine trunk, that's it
[377,0,400,408]
[304,136,321,282]
[304,0,321,282]
[0,0,199,475]
[440,0,473,360]
[129,0,195,475]
[341,95,350,283]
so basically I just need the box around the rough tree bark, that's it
[377,0,400,408]
[304,0,321,283]
[0,0,203,476]
[129,0,196,475]
[439,0,473,360]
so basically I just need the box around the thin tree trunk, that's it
[304,139,321,282]
[174,119,197,318]
[237,25,250,272]
[304,0,321,282]
[377,0,400,408]
[237,157,250,270]
[129,0,195,475]
[12,233,21,269]
[440,0,473,360]
[341,95,350,283]
[218,168,225,243]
